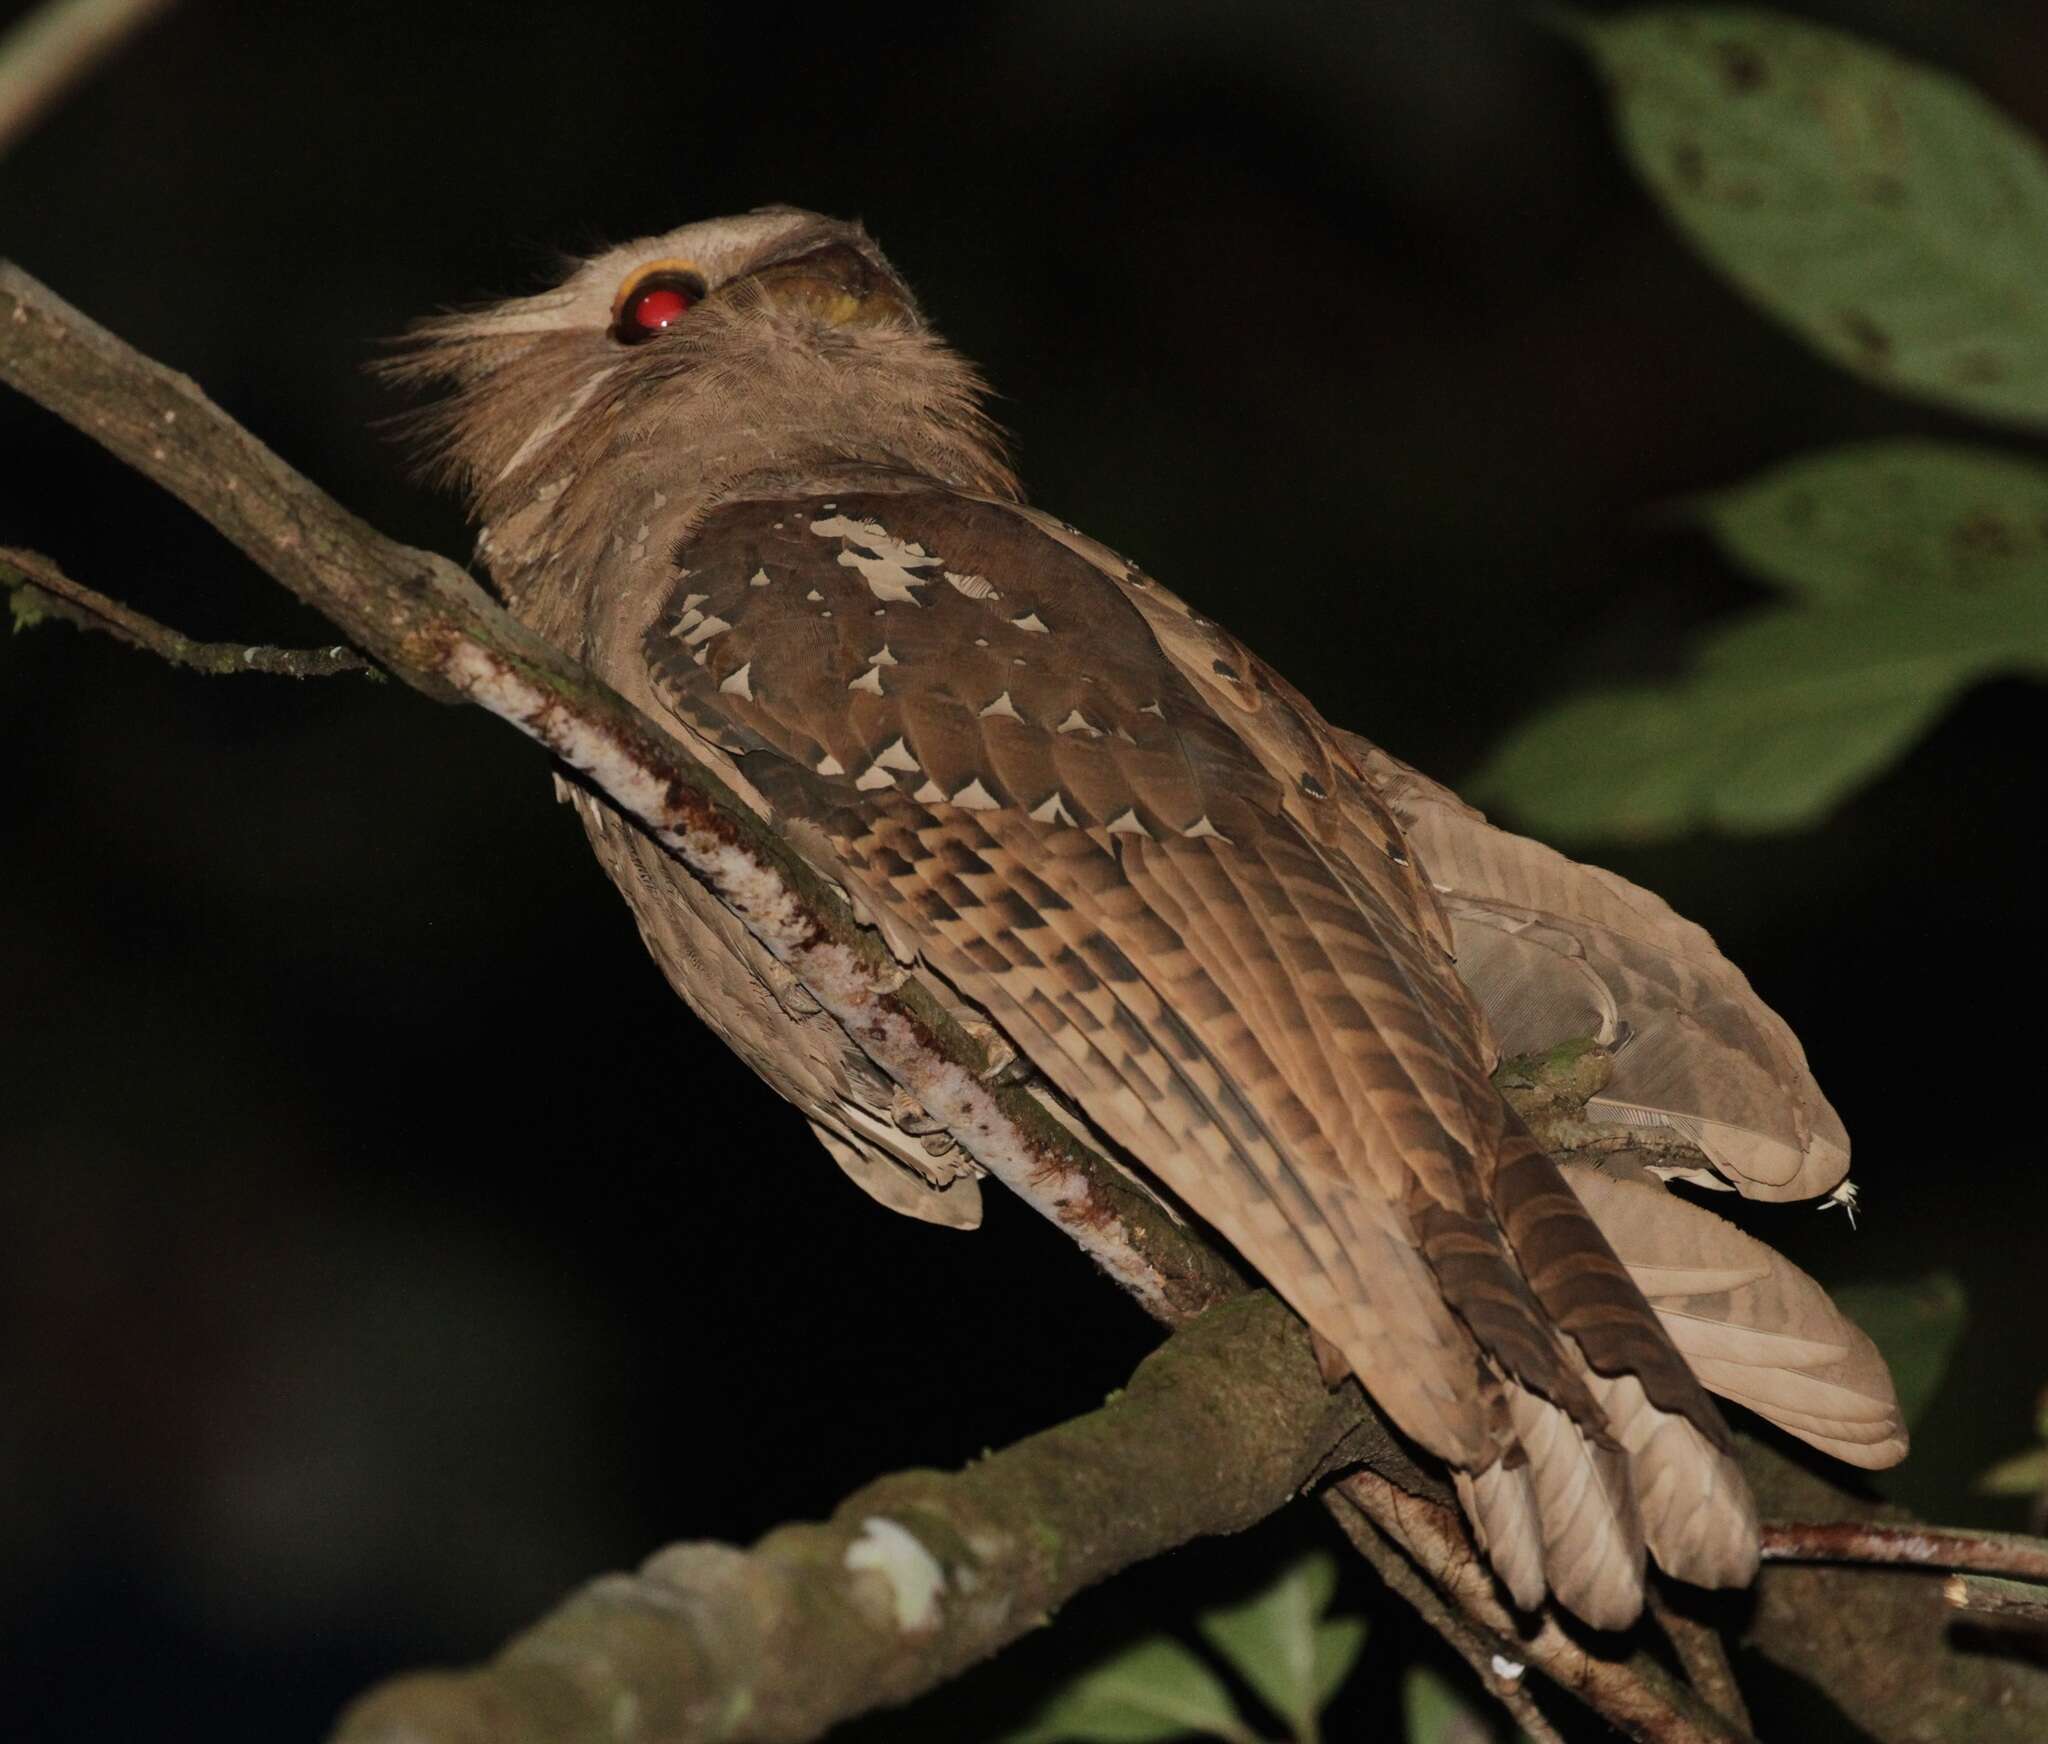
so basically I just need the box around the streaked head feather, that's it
[381,206,1017,563]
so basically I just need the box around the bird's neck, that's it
[471,322,1016,659]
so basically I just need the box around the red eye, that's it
[632,285,692,329]
[611,263,707,344]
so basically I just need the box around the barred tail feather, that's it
[1455,1459,1548,1615]
[1586,1368,1760,1589]
[1503,1384,1647,1630]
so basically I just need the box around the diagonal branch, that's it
[7,258,2048,1744]
[0,257,1241,1329]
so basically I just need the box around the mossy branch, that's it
[336,1293,1375,1744]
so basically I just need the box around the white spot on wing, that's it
[912,780,946,803]
[682,614,731,647]
[748,568,772,588]
[869,645,898,667]
[848,667,885,695]
[951,778,1001,811]
[806,589,824,601]
[1055,708,1101,737]
[1181,814,1231,843]
[979,691,1022,720]
[875,737,920,772]
[1140,700,1165,718]
[1105,809,1153,838]
[1010,611,1049,634]
[1028,790,1078,825]
[718,661,754,699]
[817,754,846,776]
[669,591,712,638]
[811,514,942,605]
[946,571,999,600]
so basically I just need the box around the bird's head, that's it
[385,207,1016,568]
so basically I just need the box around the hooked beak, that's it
[743,241,913,329]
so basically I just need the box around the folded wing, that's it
[1350,744,1850,1202]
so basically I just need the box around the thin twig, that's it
[1945,1573,2048,1631]
[1323,1480,1568,1744]
[1333,1470,1754,1744]
[0,0,172,155]
[4,546,380,679]
[1763,1520,2048,1583]
[1646,1585,1752,1736]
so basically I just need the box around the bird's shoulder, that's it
[642,482,1426,904]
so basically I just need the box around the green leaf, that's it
[1976,1446,2048,1498]
[1569,6,2048,425]
[1196,1555,1330,1729]
[1466,618,1965,839]
[1471,441,2048,840]
[998,1636,1256,1744]
[1833,1273,1967,1430]
[1402,1664,1501,1744]
[1703,440,2048,604]
[1310,1618,1370,1716]
[1196,1552,1365,1741]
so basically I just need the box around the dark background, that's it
[3,1,2043,1737]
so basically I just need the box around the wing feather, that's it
[1352,746,1851,1201]
[644,483,1759,1620]
[1565,1164,1906,1466]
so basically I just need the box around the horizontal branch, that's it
[335,1293,1378,1744]
[1762,1519,2048,1584]
[3,545,380,678]
[1742,1440,2048,1743]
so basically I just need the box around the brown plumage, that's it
[391,208,1901,1628]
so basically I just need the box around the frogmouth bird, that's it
[394,208,1904,1629]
